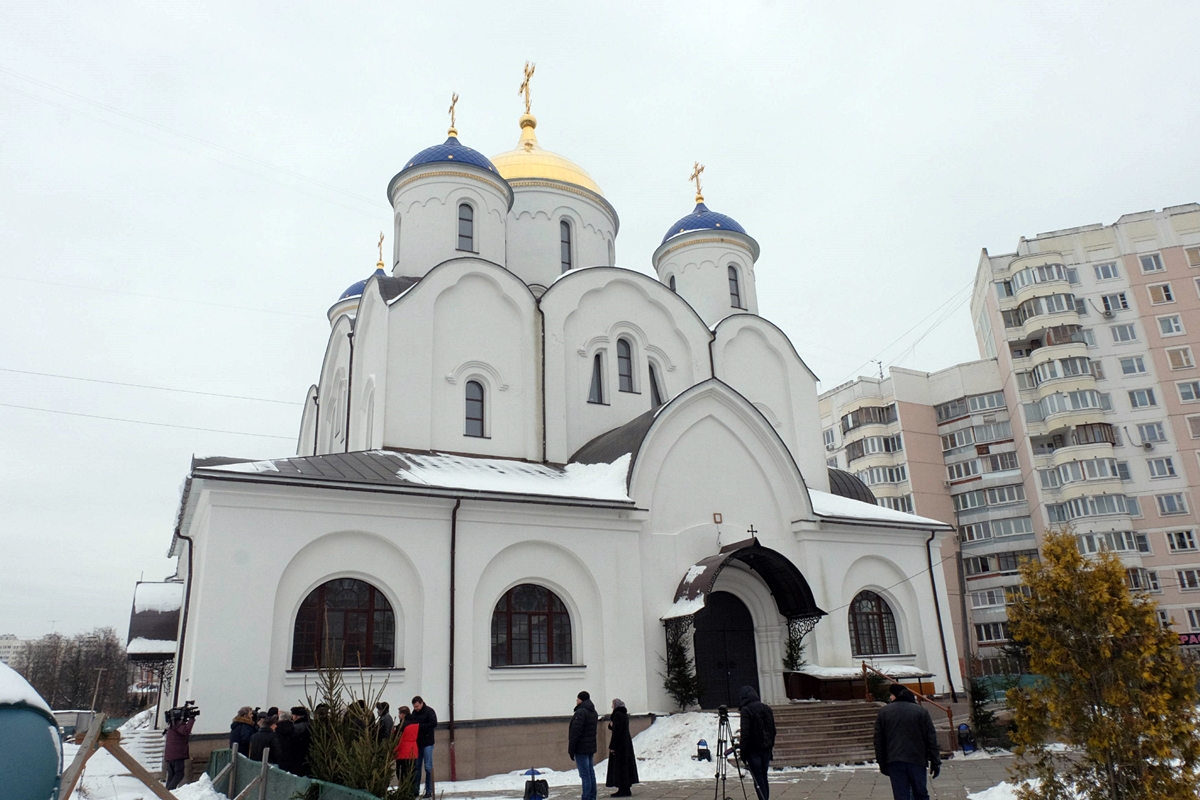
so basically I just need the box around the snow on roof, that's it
[660,595,707,620]
[798,664,932,679]
[808,489,949,529]
[127,637,178,656]
[204,459,280,473]
[379,451,632,502]
[133,582,184,614]
[0,661,52,714]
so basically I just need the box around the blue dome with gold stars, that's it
[402,136,498,176]
[661,202,748,244]
[339,268,386,301]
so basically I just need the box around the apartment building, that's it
[820,361,1027,677]
[821,203,1200,676]
[972,203,1200,643]
[0,634,29,666]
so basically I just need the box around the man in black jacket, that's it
[737,686,775,800]
[409,696,438,798]
[249,716,282,764]
[567,691,598,800]
[873,685,941,800]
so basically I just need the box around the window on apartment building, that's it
[1158,493,1189,516]
[1102,293,1129,312]
[971,589,1006,609]
[1082,328,1097,346]
[1117,461,1132,480]
[1067,267,1079,284]
[1016,371,1036,390]
[1127,568,1161,592]
[1094,262,1120,280]
[1167,530,1198,553]
[964,555,992,576]
[935,397,969,422]
[1159,315,1186,336]
[1189,609,1200,631]
[1149,283,1176,304]
[1120,356,1147,375]
[986,451,1019,472]
[1148,457,1177,478]
[941,428,974,452]
[1169,347,1196,370]
[975,421,1013,443]
[1178,381,1200,402]
[985,485,1026,506]
[996,281,1014,299]
[1139,422,1167,443]
[1159,609,1173,628]
[1129,388,1158,409]
[1186,247,1200,268]
[968,392,1006,413]
[946,460,981,481]
[1179,570,1200,591]
[997,550,1038,572]
[1075,298,1088,315]
[1112,324,1138,343]
[1187,416,1200,439]
[1141,253,1165,273]
[1092,360,1106,380]
[975,622,1011,643]
[877,495,913,513]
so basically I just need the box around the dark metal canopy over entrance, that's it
[667,537,826,622]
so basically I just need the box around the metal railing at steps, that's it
[861,661,958,751]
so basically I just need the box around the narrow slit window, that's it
[617,339,634,392]
[728,265,742,308]
[465,380,485,437]
[560,220,572,273]
[649,363,665,409]
[588,353,604,404]
[668,275,677,292]
[458,203,474,251]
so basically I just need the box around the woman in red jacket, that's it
[394,705,421,797]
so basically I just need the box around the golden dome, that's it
[491,114,603,196]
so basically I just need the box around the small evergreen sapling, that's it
[1007,530,1200,800]
[659,625,702,710]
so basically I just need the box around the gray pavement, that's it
[443,756,1015,800]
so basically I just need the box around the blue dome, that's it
[402,136,498,175]
[339,268,386,301]
[661,202,748,244]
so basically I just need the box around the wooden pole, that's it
[59,713,107,800]
[258,749,270,800]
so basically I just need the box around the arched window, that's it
[292,578,395,669]
[490,584,572,666]
[364,388,376,447]
[393,214,401,265]
[588,353,604,404]
[728,265,742,309]
[668,275,676,293]
[560,220,573,273]
[457,203,474,252]
[465,380,485,437]
[617,339,634,393]
[648,363,665,409]
[848,590,900,656]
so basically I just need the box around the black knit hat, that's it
[578,690,590,701]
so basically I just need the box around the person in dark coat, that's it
[873,685,940,800]
[249,716,282,764]
[274,712,305,776]
[604,698,638,797]
[737,686,776,800]
[288,706,312,776]
[376,701,395,741]
[163,712,195,790]
[229,706,257,757]
[568,691,598,800]
[409,696,438,798]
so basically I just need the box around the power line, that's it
[0,368,302,405]
[0,65,382,207]
[831,281,974,387]
[0,401,294,440]
[0,81,386,219]
[0,274,321,320]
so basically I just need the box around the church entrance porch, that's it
[692,591,758,709]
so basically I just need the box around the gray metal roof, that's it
[570,408,658,465]
[827,468,877,505]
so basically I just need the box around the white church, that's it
[128,82,963,776]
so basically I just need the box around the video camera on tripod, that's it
[164,700,200,725]
[712,705,748,800]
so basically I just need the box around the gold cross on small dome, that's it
[689,162,705,203]
[377,232,385,263]
[519,61,536,115]
[448,92,459,137]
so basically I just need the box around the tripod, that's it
[713,706,749,800]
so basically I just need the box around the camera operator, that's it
[736,686,775,800]
[164,702,199,790]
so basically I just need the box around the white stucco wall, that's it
[505,184,617,289]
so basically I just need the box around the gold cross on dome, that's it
[448,92,459,132]
[689,162,705,203]
[377,232,385,263]
[519,61,536,114]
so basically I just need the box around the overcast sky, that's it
[2,0,1198,639]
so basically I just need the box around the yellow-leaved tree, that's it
[1008,530,1200,799]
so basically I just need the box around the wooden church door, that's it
[693,591,760,709]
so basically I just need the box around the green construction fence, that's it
[206,748,385,800]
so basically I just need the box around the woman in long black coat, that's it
[604,698,639,797]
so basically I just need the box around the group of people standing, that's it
[228,705,313,776]
[568,692,639,800]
